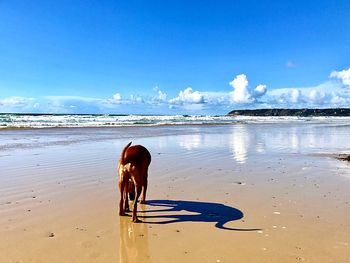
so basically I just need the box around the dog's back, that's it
[123,145,151,172]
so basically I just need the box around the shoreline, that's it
[0,122,238,131]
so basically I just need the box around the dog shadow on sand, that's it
[139,199,261,231]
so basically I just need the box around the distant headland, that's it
[227,108,350,117]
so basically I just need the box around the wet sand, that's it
[1,124,350,262]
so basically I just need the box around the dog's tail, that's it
[120,141,132,165]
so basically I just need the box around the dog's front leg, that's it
[119,179,127,216]
[132,184,142,223]
[124,183,130,212]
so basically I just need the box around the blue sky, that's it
[0,0,350,114]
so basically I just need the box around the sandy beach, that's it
[1,123,350,262]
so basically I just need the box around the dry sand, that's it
[1,124,350,262]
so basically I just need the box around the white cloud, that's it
[0,96,42,113]
[290,89,302,103]
[113,93,121,103]
[308,90,326,104]
[330,67,350,87]
[169,87,205,105]
[47,95,101,103]
[152,86,167,103]
[0,96,34,106]
[266,77,350,107]
[129,94,144,104]
[229,74,251,103]
[201,91,231,105]
[254,84,267,97]
[44,96,105,113]
[330,92,346,104]
[104,93,122,105]
[229,74,267,103]
[156,90,167,101]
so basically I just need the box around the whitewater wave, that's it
[1,113,350,129]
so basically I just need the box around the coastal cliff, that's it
[228,108,350,117]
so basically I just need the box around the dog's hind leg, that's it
[128,180,135,201]
[140,174,148,204]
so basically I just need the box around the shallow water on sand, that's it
[1,122,350,156]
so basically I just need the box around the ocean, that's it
[1,113,350,129]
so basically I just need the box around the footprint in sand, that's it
[89,251,102,259]
[81,240,97,249]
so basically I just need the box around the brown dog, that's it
[118,142,151,222]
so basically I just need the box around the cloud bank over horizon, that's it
[1,67,350,115]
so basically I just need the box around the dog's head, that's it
[118,162,137,178]
[118,161,127,179]
[118,162,136,198]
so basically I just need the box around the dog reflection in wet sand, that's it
[119,217,151,263]
[118,142,151,222]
